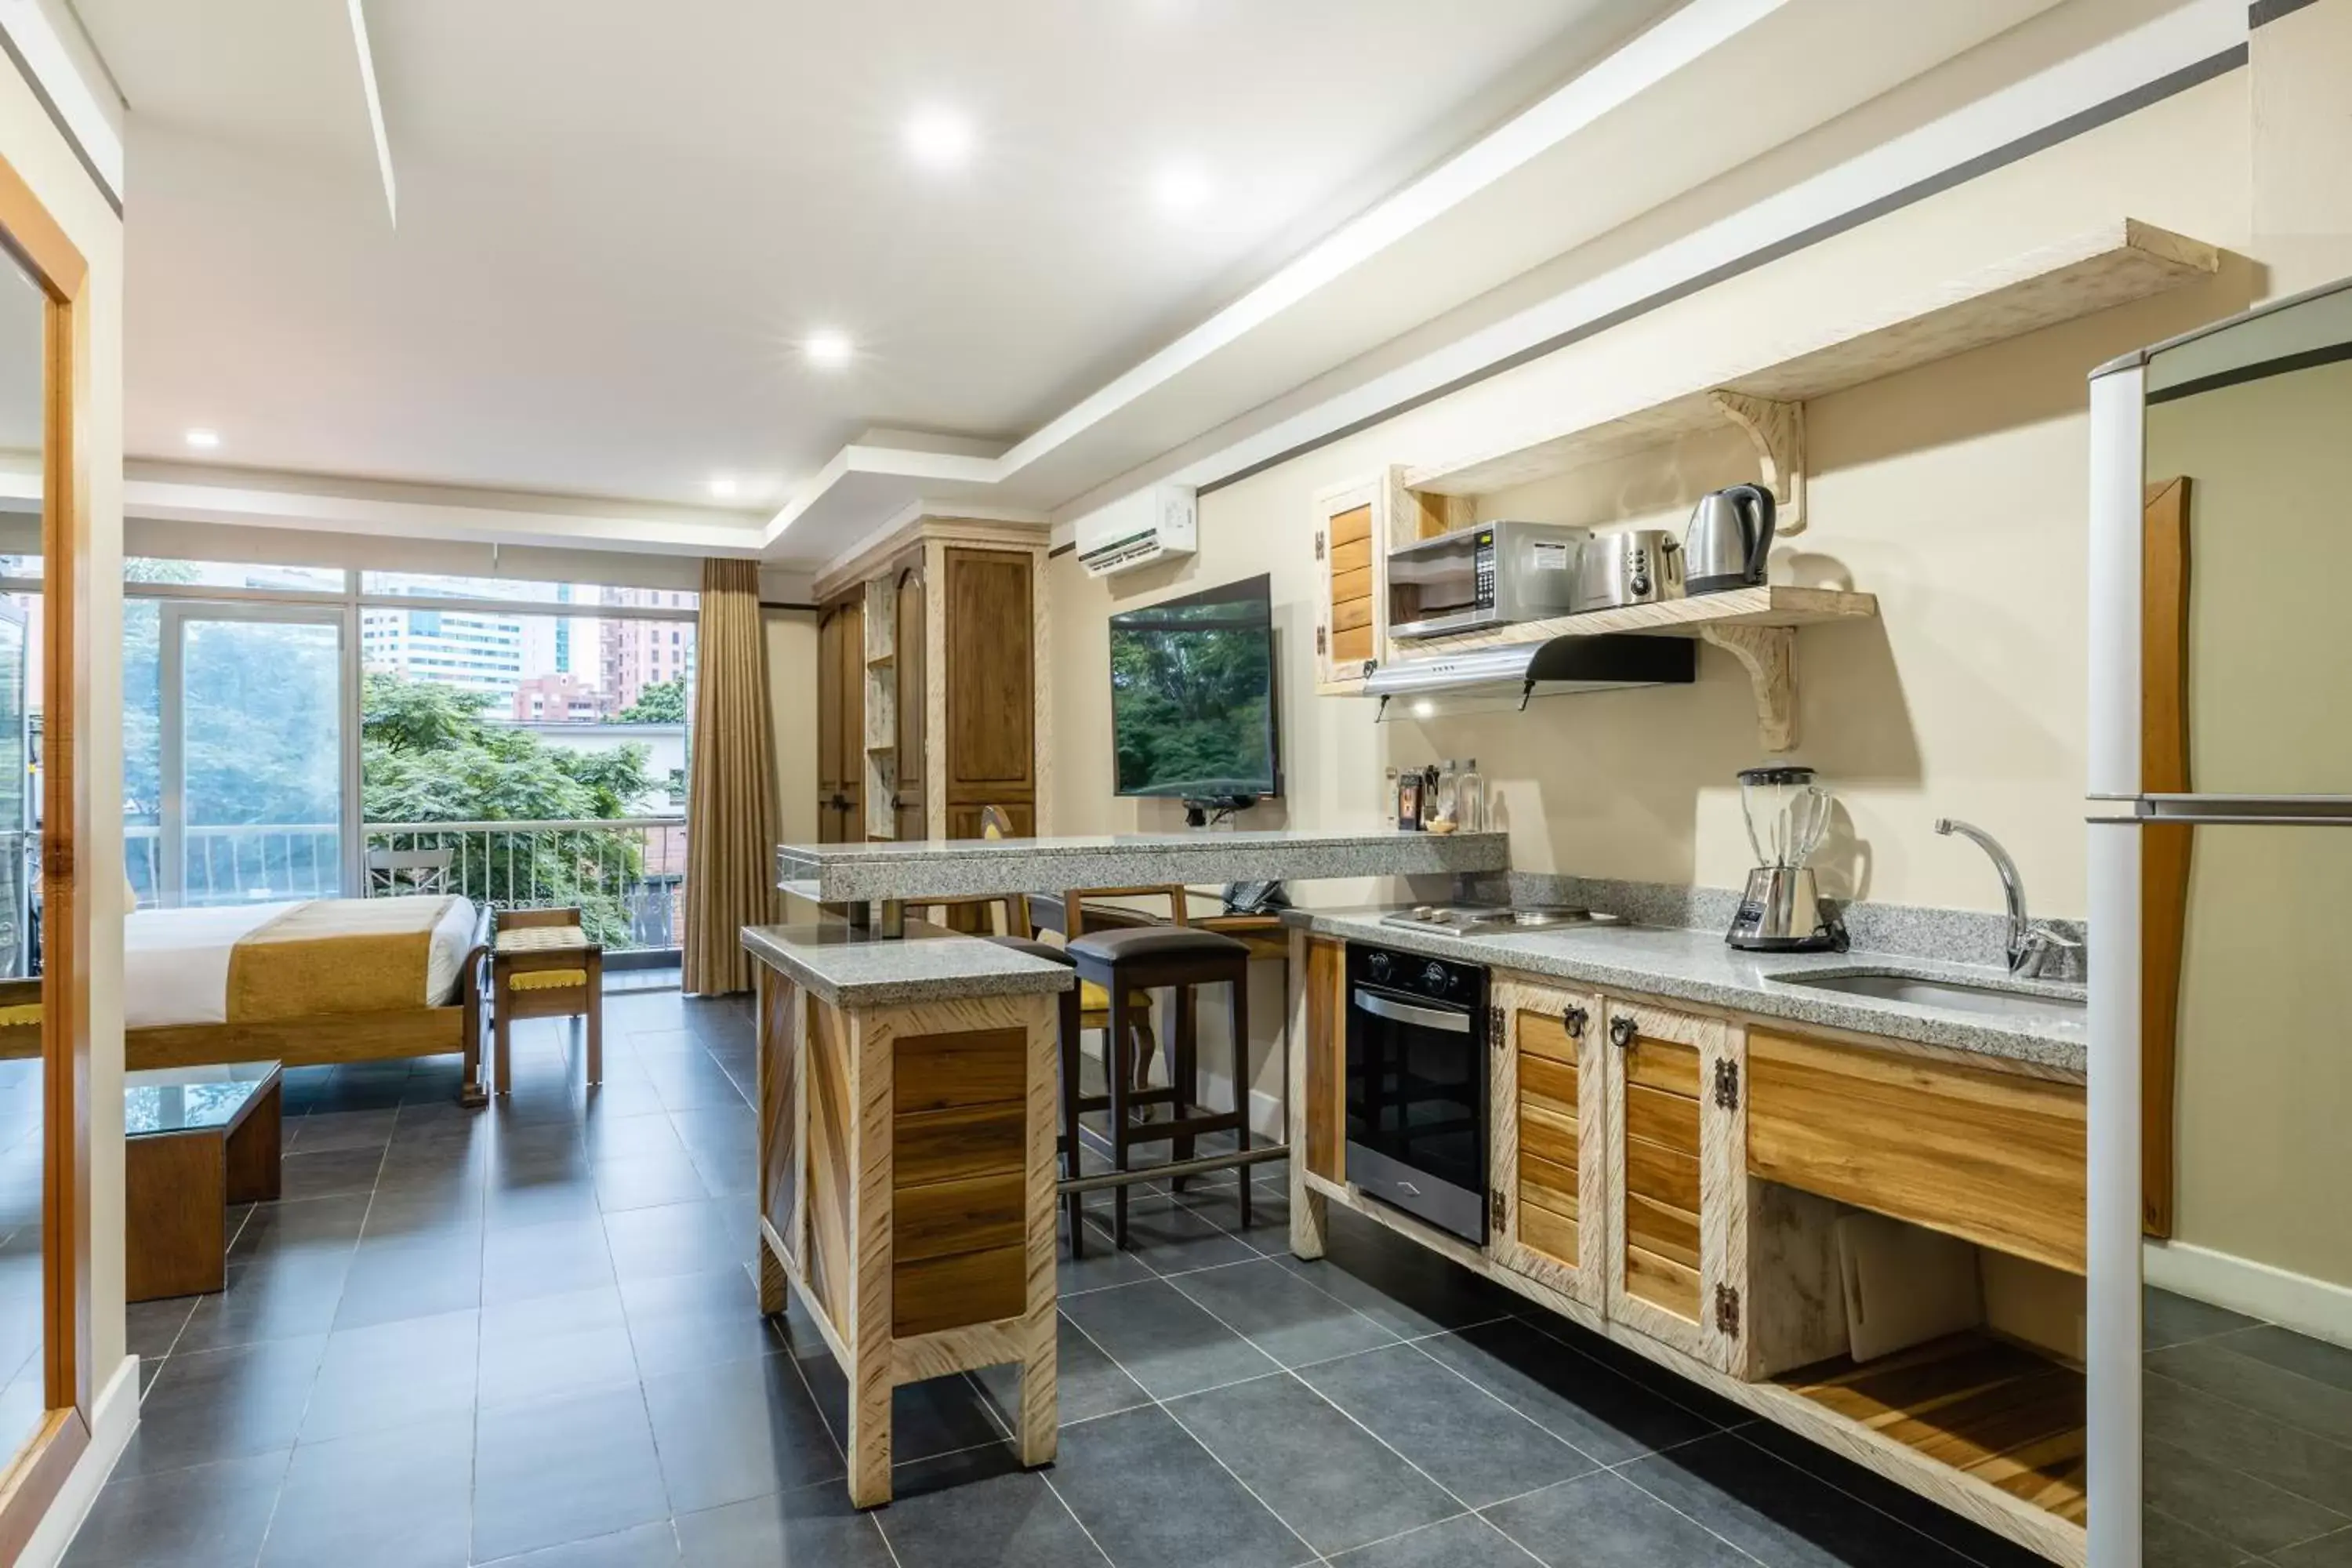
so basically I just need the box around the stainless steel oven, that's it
[1344,943,1488,1244]
[1387,520,1585,641]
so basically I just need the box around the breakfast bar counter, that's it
[741,920,1073,1507]
[775,827,1508,929]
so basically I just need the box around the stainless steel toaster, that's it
[1570,530,1686,614]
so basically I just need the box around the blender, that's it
[1726,765,1845,951]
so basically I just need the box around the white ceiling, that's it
[78,0,1679,536]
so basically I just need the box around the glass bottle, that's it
[1433,759,1458,826]
[1457,758,1484,832]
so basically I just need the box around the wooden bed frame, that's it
[0,905,493,1106]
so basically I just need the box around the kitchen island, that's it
[740,920,1073,1508]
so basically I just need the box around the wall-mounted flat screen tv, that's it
[1109,573,1279,801]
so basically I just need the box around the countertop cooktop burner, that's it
[1378,905,1630,935]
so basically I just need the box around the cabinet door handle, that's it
[1610,1015,1639,1051]
[1563,1004,1588,1039]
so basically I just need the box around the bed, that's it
[0,895,492,1105]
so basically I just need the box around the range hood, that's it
[1366,633,1695,721]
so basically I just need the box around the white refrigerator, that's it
[2088,279,2352,1566]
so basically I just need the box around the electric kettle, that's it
[1682,484,1776,596]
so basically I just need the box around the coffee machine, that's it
[1726,765,1846,951]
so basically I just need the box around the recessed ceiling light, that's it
[1155,162,1213,214]
[904,108,974,170]
[804,330,854,368]
[708,476,739,499]
[184,428,221,449]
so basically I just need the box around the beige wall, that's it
[1051,71,2258,927]
[764,608,818,848]
[0,51,127,1415]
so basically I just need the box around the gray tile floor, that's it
[2144,1287,2352,1566]
[71,984,2060,1567]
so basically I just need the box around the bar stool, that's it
[1065,926,1252,1247]
[982,935,1087,1251]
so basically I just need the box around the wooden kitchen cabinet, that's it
[1490,975,1604,1309]
[1747,1026,2085,1274]
[810,517,1050,847]
[1309,478,1380,692]
[1601,995,1743,1372]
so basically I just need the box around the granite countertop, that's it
[775,827,1508,904]
[739,920,1074,1009]
[1284,907,2086,1076]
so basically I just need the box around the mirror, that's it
[2136,284,2352,1562]
[0,246,43,1461]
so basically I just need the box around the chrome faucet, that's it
[1933,818,2084,978]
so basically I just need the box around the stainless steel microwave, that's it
[1387,520,1587,641]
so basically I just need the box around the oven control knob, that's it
[1368,951,1392,982]
[1421,961,1449,993]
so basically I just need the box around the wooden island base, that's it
[751,966,1062,1507]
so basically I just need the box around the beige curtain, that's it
[683,558,779,994]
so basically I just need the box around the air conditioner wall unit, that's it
[1075,483,1197,578]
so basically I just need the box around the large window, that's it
[121,560,698,950]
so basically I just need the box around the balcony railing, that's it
[125,817,689,954]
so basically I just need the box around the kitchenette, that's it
[742,816,2092,1559]
[756,217,2278,1568]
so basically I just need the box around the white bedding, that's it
[123,897,478,1030]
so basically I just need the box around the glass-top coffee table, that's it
[125,1062,282,1301]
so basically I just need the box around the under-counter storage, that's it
[1290,937,2091,1564]
[1489,977,1602,1308]
[1745,1026,2085,1275]
[1599,995,1741,1371]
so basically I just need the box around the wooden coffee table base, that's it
[127,1069,283,1302]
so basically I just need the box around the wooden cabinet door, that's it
[1601,996,1742,1370]
[1311,480,1379,692]
[942,547,1035,822]
[1490,975,1604,1310]
[893,565,927,843]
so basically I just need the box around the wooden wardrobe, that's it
[811,516,1049,843]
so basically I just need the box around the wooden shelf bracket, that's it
[1710,391,1806,537]
[1699,623,1795,752]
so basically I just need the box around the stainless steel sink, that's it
[1778,971,2086,1022]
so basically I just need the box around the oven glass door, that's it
[1346,984,1485,1203]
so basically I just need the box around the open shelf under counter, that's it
[1777,1333,2086,1530]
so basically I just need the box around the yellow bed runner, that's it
[227,895,460,1022]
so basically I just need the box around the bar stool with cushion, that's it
[491,907,603,1093]
[1065,924,1252,1247]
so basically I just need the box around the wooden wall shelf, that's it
[1401,585,1876,652]
[1394,587,1877,752]
[1400,219,2218,507]
[1316,220,2216,740]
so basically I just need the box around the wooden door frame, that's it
[0,140,95,1560]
